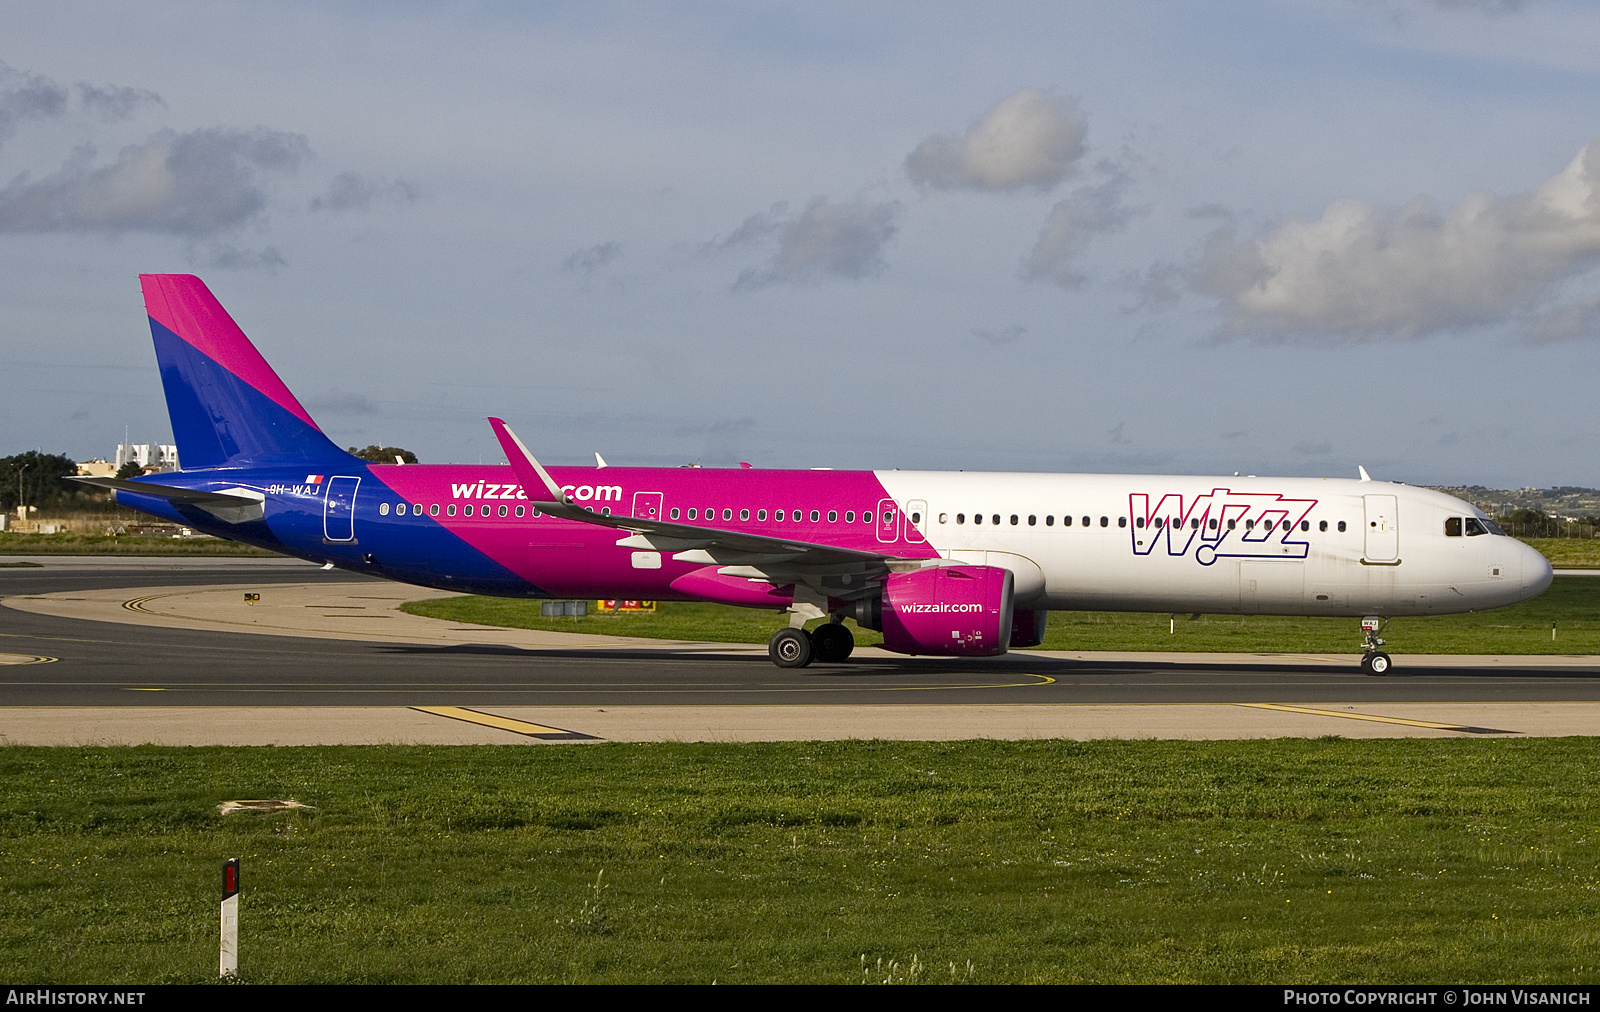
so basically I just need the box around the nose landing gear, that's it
[1360,616,1392,676]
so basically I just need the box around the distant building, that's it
[115,443,179,472]
[76,459,116,477]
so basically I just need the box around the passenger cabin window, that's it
[429,504,440,516]
[758,509,767,521]
[1337,521,1347,532]
[1010,515,1018,526]
[740,509,750,521]
[671,508,680,520]
[447,505,456,516]
[380,503,390,515]
[1319,520,1327,531]
[992,514,1001,525]
[1099,516,1108,527]
[515,505,525,518]
[829,511,839,522]
[1118,517,1127,528]
[810,510,820,522]
[957,513,966,524]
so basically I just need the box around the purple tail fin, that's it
[141,275,350,469]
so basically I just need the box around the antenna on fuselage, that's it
[595,452,609,469]
[1358,465,1373,482]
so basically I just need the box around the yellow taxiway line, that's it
[409,705,599,740]
[1237,702,1516,735]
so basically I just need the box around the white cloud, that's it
[309,171,418,212]
[974,325,1026,345]
[1026,169,1140,288]
[728,196,900,289]
[307,390,379,415]
[563,240,622,273]
[905,89,1087,193]
[0,126,309,237]
[1191,139,1600,342]
[0,63,68,148]
[0,62,162,148]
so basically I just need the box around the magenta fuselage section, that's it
[371,464,939,601]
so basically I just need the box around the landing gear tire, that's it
[1361,652,1392,676]
[811,623,855,664]
[769,627,814,668]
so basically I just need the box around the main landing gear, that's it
[1360,616,1392,676]
[768,620,855,668]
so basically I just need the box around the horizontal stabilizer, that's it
[69,476,263,506]
[70,477,266,524]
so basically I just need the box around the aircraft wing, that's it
[488,417,911,588]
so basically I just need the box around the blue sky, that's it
[2,0,1598,487]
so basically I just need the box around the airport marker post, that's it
[220,858,239,978]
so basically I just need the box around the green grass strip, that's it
[0,533,279,556]
[2,739,1598,983]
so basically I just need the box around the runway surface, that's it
[2,557,1598,743]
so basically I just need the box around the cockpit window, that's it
[1481,517,1506,536]
[1464,517,1489,537]
[1445,517,1462,537]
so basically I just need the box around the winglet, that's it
[1357,465,1373,482]
[488,417,569,504]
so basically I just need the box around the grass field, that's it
[2,740,1597,984]
[0,533,278,556]
[401,574,1600,655]
[1523,538,1600,569]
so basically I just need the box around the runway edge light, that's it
[221,857,239,979]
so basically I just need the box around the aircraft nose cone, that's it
[1521,541,1554,598]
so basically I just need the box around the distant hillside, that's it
[1426,485,1600,520]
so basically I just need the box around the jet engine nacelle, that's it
[874,564,1015,657]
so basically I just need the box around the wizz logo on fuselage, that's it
[1129,490,1317,566]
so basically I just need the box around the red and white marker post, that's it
[220,858,239,978]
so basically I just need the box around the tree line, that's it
[2,446,422,513]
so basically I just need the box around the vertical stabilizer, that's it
[141,274,350,469]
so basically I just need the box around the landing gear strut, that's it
[1360,616,1392,676]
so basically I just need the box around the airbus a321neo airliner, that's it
[77,275,1554,674]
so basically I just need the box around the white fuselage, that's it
[874,472,1552,617]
